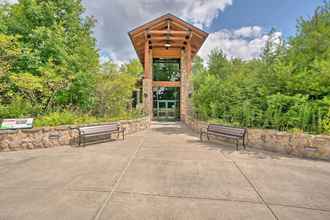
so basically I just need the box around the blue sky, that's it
[80,0,326,63]
[208,0,324,38]
[3,0,325,63]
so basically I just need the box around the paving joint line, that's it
[219,151,279,219]
[92,136,145,220]
[115,190,263,205]
[232,160,279,220]
[267,202,330,213]
[134,157,233,163]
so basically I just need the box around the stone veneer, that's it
[0,117,151,152]
[184,116,330,161]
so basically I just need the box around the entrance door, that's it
[153,87,180,121]
[155,100,178,121]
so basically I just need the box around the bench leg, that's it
[243,138,246,150]
[207,133,210,141]
[200,132,203,142]
[122,130,125,140]
[236,139,239,151]
[78,135,81,146]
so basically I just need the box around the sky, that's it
[2,0,325,64]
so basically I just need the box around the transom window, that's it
[153,58,180,81]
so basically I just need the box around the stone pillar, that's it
[180,49,187,121]
[143,79,152,116]
[180,44,192,122]
[186,43,193,117]
[143,40,153,117]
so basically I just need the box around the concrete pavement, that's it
[0,122,329,220]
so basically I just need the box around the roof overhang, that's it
[128,13,209,65]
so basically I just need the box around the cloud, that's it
[3,1,278,64]
[0,0,17,4]
[199,26,282,62]
[81,0,232,63]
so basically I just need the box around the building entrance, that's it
[153,87,180,121]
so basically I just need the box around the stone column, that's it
[186,43,193,118]
[143,40,153,117]
[180,49,187,121]
[180,44,192,122]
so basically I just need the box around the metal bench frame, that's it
[78,123,125,146]
[200,124,247,150]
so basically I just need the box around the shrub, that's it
[33,109,144,127]
[0,96,37,118]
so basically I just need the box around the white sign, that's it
[0,118,34,129]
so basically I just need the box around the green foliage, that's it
[94,60,139,117]
[192,55,205,75]
[322,109,330,134]
[0,0,99,114]
[0,0,141,126]
[192,1,330,134]
[121,59,143,77]
[33,110,143,127]
[0,96,36,118]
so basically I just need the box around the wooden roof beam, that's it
[170,20,205,40]
[148,30,189,36]
[149,36,188,41]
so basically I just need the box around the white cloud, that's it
[233,26,263,38]
[3,1,278,64]
[81,0,232,63]
[181,0,232,27]
[0,0,17,4]
[199,26,282,62]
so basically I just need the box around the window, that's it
[153,58,180,81]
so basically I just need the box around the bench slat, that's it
[80,123,119,134]
[78,123,124,146]
[208,125,245,136]
[201,124,246,151]
[207,132,240,140]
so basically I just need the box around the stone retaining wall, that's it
[0,117,151,152]
[184,116,330,161]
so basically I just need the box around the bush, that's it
[322,109,330,134]
[33,110,144,127]
[0,96,37,118]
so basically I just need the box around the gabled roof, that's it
[129,13,208,64]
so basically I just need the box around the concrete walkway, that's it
[0,122,330,220]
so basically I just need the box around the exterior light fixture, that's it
[164,41,171,47]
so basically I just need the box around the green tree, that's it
[94,60,138,117]
[0,0,99,115]
[121,59,143,77]
[192,1,330,134]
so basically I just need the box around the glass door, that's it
[153,87,180,121]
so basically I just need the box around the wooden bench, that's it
[78,123,125,146]
[200,124,247,150]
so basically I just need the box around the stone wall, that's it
[0,117,151,152]
[184,116,330,161]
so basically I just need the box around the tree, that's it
[192,55,205,75]
[192,1,330,133]
[121,59,143,77]
[0,0,99,115]
[94,60,138,117]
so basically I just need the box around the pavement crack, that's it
[232,161,279,220]
[114,190,264,205]
[92,136,145,220]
